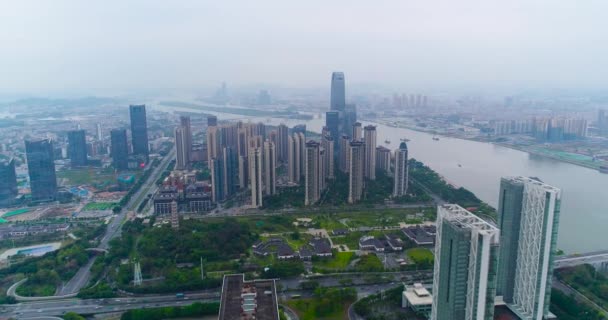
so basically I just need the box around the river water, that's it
[153,104,607,254]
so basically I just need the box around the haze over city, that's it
[1,0,608,96]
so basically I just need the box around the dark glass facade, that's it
[25,139,57,202]
[67,129,87,166]
[129,104,149,161]
[110,129,129,170]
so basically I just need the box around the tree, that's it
[63,312,86,320]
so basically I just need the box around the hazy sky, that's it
[1,0,607,94]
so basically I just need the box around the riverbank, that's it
[371,118,605,172]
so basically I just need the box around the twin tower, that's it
[432,177,561,320]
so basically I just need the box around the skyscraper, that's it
[277,124,289,163]
[352,122,362,141]
[393,142,409,196]
[207,115,218,127]
[67,129,87,167]
[129,104,149,161]
[364,125,377,180]
[223,147,237,198]
[207,125,220,162]
[175,127,190,170]
[325,111,341,142]
[249,147,263,208]
[599,109,608,135]
[305,141,320,206]
[25,139,58,202]
[431,204,500,320]
[238,155,248,189]
[348,141,364,204]
[96,123,103,141]
[496,177,562,320]
[292,124,306,135]
[180,115,192,158]
[0,158,18,207]
[343,104,357,136]
[110,129,129,170]
[210,157,224,203]
[330,72,346,112]
[375,146,391,174]
[287,135,297,183]
[263,140,276,196]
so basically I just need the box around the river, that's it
[152,103,607,254]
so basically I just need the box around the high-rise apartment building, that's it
[431,204,500,320]
[180,115,192,158]
[0,158,18,207]
[305,141,320,206]
[348,141,364,204]
[330,72,346,112]
[67,129,88,167]
[287,135,297,183]
[287,132,305,184]
[222,147,237,198]
[364,125,377,180]
[207,121,220,162]
[210,157,224,203]
[598,109,608,135]
[376,146,391,174]
[352,122,362,141]
[321,134,334,179]
[129,104,149,162]
[249,147,263,208]
[25,139,58,202]
[110,129,129,170]
[175,127,190,170]
[277,124,289,163]
[325,111,341,142]
[343,104,357,136]
[393,142,409,196]
[496,177,561,320]
[263,141,276,196]
[238,155,248,189]
[339,135,351,173]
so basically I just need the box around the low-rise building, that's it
[219,274,279,320]
[309,238,333,257]
[359,236,385,252]
[401,225,436,246]
[402,283,432,317]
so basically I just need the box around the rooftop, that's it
[219,274,279,320]
[439,204,499,236]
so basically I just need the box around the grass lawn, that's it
[82,202,116,211]
[16,283,56,297]
[57,168,141,188]
[355,253,384,272]
[314,251,354,270]
[407,248,434,264]
[286,299,350,320]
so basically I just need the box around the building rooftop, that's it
[439,204,499,236]
[403,283,433,306]
[219,274,279,320]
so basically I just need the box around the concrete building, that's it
[110,129,129,170]
[393,142,409,197]
[218,274,279,320]
[321,134,334,179]
[496,177,561,320]
[277,124,289,163]
[180,116,192,159]
[223,147,237,198]
[263,141,276,196]
[175,126,190,170]
[249,147,263,208]
[67,129,87,167]
[207,125,220,162]
[339,135,351,173]
[305,141,320,206]
[364,125,377,180]
[376,146,391,174]
[287,133,305,184]
[402,283,432,317]
[238,155,248,189]
[348,141,364,204]
[129,104,149,162]
[352,122,362,141]
[0,158,18,207]
[25,139,58,202]
[431,204,500,320]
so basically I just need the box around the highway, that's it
[55,149,175,296]
[1,292,218,319]
[554,250,608,269]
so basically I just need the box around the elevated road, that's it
[554,250,608,269]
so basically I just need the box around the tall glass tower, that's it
[67,129,87,167]
[431,204,500,320]
[330,72,345,112]
[129,104,149,162]
[496,177,561,320]
[25,139,58,202]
